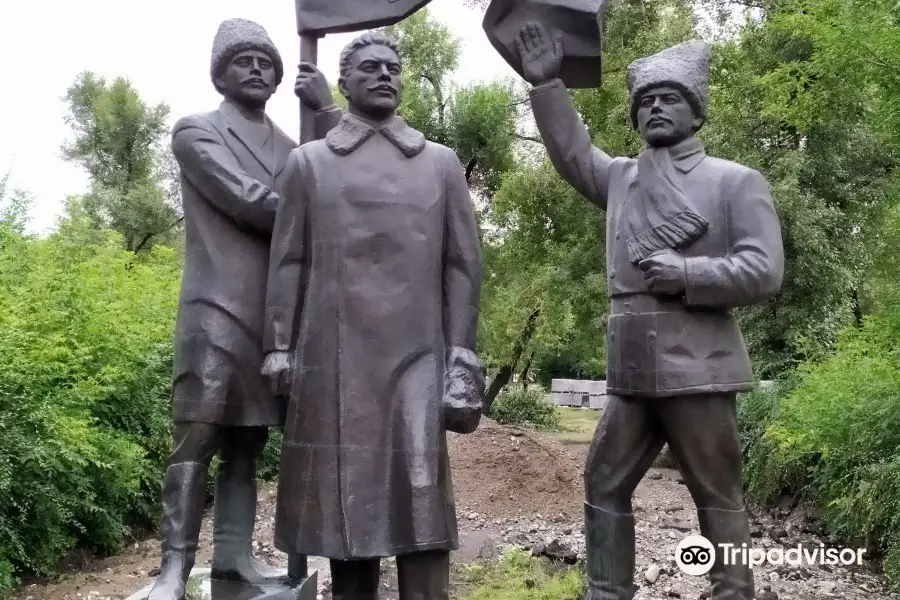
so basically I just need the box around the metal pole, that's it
[298,33,320,145]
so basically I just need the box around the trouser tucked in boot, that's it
[330,550,450,600]
[147,462,207,600]
[148,423,294,600]
[583,393,754,600]
[209,429,286,582]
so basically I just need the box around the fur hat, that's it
[210,18,284,94]
[626,40,710,130]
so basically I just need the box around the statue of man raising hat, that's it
[516,22,784,600]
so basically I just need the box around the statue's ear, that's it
[692,115,704,132]
[337,77,350,99]
[213,74,227,92]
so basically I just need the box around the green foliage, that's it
[481,162,607,381]
[740,301,900,583]
[0,173,33,236]
[62,72,182,252]
[380,9,520,195]
[697,0,900,376]
[488,388,560,431]
[0,227,181,594]
[456,548,584,600]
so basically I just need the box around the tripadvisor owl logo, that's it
[675,535,716,575]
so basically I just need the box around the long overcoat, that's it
[263,112,482,559]
[170,100,340,426]
[530,79,784,397]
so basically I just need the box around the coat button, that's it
[610,332,615,341]
[648,331,657,340]
[609,269,616,279]
[615,233,621,240]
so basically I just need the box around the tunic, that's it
[529,79,784,397]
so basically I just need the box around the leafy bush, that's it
[488,388,560,430]
[0,228,181,595]
[739,301,900,583]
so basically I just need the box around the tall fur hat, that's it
[210,18,284,94]
[626,40,710,130]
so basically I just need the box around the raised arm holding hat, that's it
[146,17,340,600]
[516,21,784,600]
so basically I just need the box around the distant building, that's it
[549,379,607,409]
[549,378,775,410]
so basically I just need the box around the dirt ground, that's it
[11,412,900,600]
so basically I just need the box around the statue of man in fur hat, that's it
[146,17,341,600]
[515,22,784,600]
[261,30,484,600]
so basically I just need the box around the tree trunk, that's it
[852,288,863,328]
[520,351,534,390]
[483,309,540,413]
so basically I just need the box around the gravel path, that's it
[11,420,899,600]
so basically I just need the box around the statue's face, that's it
[636,86,702,147]
[216,49,277,106]
[339,44,402,120]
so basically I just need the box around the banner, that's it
[482,0,606,88]
[296,0,436,35]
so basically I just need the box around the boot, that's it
[584,503,637,600]
[330,558,381,600]
[210,458,286,582]
[698,507,755,600]
[148,462,208,600]
[396,551,450,600]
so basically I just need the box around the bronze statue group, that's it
[147,14,783,600]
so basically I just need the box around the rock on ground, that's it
[10,418,900,600]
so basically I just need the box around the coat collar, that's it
[326,112,426,158]
[673,137,706,173]
[642,136,707,173]
[218,100,295,177]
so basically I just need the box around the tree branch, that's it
[420,73,446,134]
[131,215,185,254]
[483,308,541,412]
[465,157,478,182]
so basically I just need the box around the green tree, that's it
[693,0,900,375]
[61,72,183,253]
[0,173,32,236]
[380,9,520,193]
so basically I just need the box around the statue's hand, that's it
[639,249,687,296]
[294,62,334,111]
[261,351,294,397]
[515,21,563,86]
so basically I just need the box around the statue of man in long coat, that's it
[261,31,485,600]
[515,23,784,600]
[148,18,340,600]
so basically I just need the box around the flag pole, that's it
[298,33,320,145]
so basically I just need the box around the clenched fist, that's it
[639,249,686,296]
[294,61,334,111]
[261,351,293,397]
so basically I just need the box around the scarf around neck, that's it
[624,137,709,264]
